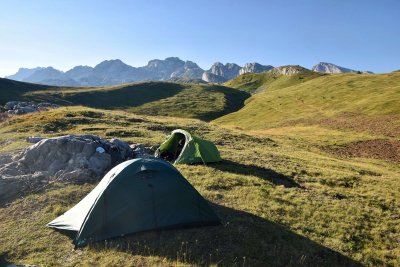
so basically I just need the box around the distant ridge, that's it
[312,62,373,74]
[7,58,274,87]
[7,59,376,86]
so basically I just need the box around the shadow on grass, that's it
[86,204,362,266]
[0,252,12,266]
[210,159,301,188]
[196,85,251,121]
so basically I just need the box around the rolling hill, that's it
[216,72,400,136]
[0,78,250,121]
[223,65,324,93]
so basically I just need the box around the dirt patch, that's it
[323,139,400,163]
[299,114,400,137]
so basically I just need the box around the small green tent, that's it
[155,129,221,164]
[47,157,220,247]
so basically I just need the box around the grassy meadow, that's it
[0,71,399,266]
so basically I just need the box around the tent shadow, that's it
[87,204,362,266]
[210,159,301,188]
[0,252,12,266]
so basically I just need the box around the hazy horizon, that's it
[1,0,399,77]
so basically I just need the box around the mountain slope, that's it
[215,72,400,135]
[6,67,44,81]
[224,65,323,93]
[0,78,51,103]
[0,78,249,121]
[312,62,373,74]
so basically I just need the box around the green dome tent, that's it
[155,129,221,164]
[47,157,220,247]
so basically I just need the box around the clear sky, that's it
[1,0,399,77]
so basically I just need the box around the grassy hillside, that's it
[216,72,400,137]
[0,79,250,121]
[223,65,324,93]
[0,78,52,102]
[0,107,399,266]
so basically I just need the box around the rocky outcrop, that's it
[202,62,275,83]
[239,63,273,75]
[142,57,204,81]
[0,135,152,204]
[202,72,228,83]
[2,101,60,115]
[269,65,309,76]
[201,62,241,83]
[312,62,373,74]
[208,62,241,80]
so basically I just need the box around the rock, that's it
[311,62,373,74]
[201,72,228,83]
[269,65,309,76]
[110,138,133,160]
[2,101,60,115]
[239,63,273,75]
[0,135,138,204]
[202,62,241,83]
[26,136,45,143]
[130,143,152,157]
[4,101,20,110]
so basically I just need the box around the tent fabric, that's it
[47,157,220,247]
[155,129,221,164]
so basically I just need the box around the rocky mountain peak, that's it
[269,65,309,76]
[312,62,373,74]
[239,63,274,75]
[207,62,241,81]
[312,62,355,74]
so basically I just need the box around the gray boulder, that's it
[4,101,20,110]
[26,136,45,143]
[2,101,60,115]
[130,143,152,157]
[0,135,137,204]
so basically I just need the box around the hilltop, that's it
[224,65,324,93]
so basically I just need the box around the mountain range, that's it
[6,58,371,87]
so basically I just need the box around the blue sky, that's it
[1,0,399,76]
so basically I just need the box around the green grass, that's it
[223,65,324,93]
[0,107,399,266]
[0,79,250,121]
[0,77,52,102]
[216,72,400,137]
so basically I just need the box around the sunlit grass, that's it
[0,107,399,266]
